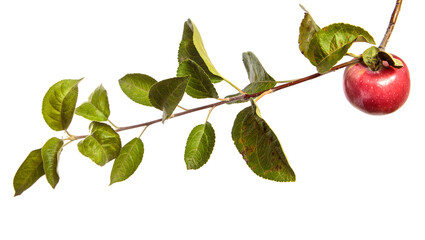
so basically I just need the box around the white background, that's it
[1,0,424,239]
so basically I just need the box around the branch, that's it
[379,0,403,51]
[66,0,404,143]
[67,58,361,142]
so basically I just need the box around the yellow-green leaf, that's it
[78,122,121,166]
[13,149,44,196]
[42,79,82,131]
[110,138,144,185]
[178,19,224,83]
[119,73,157,106]
[75,84,110,122]
[41,137,64,189]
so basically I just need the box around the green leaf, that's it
[362,47,404,70]
[178,19,224,83]
[362,46,381,71]
[184,121,215,170]
[78,122,121,166]
[13,149,44,196]
[42,79,82,131]
[242,81,278,95]
[305,23,375,73]
[148,76,189,122]
[241,51,276,94]
[231,99,296,182]
[41,137,64,189]
[110,138,144,185]
[298,5,320,57]
[75,84,110,122]
[378,51,404,69]
[119,73,157,106]
[177,59,219,99]
[224,52,276,104]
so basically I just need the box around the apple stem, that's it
[379,0,403,51]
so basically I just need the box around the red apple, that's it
[343,55,410,115]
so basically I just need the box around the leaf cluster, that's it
[298,5,375,73]
[14,7,380,195]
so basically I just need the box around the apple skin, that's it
[343,55,410,115]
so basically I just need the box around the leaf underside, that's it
[178,19,223,83]
[110,138,144,185]
[41,137,64,189]
[225,52,276,103]
[232,99,295,182]
[298,8,320,56]
[184,121,215,170]
[242,51,276,94]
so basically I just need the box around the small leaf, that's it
[362,46,381,71]
[119,73,157,106]
[231,99,296,182]
[41,137,64,189]
[361,47,404,71]
[13,149,44,196]
[148,76,189,122]
[184,122,215,170]
[42,79,82,131]
[78,122,121,166]
[241,51,276,94]
[75,84,110,121]
[178,19,224,83]
[298,5,320,56]
[306,23,375,73]
[224,52,276,103]
[177,59,219,99]
[110,138,144,185]
[378,51,404,69]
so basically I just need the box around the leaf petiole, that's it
[177,105,189,111]
[275,79,298,84]
[222,77,245,94]
[217,97,230,102]
[346,52,361,58]
[64,130,77,141]
[108,119,120,129]
[65,130,73,138]
[206,106,216,122]
[62,140,74,148]
[254,89,274,103]
[138,126,149,139]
